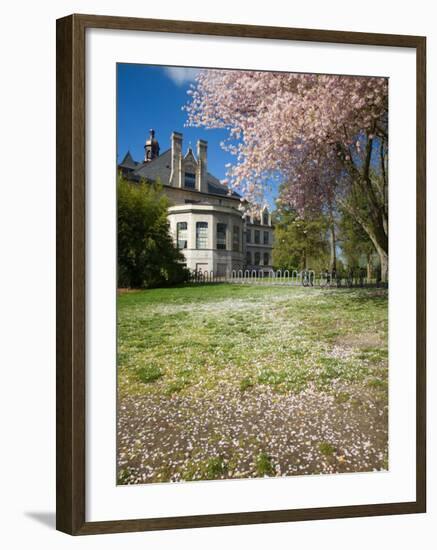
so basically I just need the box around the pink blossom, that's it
[185,70,388,211]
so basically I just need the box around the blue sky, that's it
[117,63,279,207]
[117,64,233,181]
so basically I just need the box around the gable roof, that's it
[119,151,138,170]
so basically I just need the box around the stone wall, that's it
[168,204,245,272]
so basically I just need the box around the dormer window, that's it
[263,210,269,225]
[184,172,196,189]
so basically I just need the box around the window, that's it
[254,230,260,244]
[246,251,252,265]
[254,252,260,265]
[263,231,269,245]
[232,225,240,252]
[177,222,188,249]
[217,223,227,250]
[246,228,251,243]
[184,172,196,189]
[263,252,270,266]
[263,210,269,225]
[196,221,208,249]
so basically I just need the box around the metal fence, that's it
[188,268,387,288]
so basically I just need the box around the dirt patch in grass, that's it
[336,332,385,350]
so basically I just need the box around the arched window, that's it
[263,252,270,266]
[177,221,188,249]
[263,209,269,225]
[196,222,208,249]
[254,252,260,265]
[246,251,252,265]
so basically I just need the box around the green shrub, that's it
[117,175,189,288]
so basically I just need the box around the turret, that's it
[144,129,160,162]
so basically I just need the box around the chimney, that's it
[169,132,183,187]
[196,139,208,193]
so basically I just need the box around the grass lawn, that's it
[117,284,388,484]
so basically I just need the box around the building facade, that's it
[118,130,274,274]
[244,206,273,272]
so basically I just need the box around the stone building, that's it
[244,206,273,272]
[118,130,274,274]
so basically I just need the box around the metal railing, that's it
[188,269,387,288]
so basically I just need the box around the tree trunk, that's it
[366,236,388,283]
[366,254,373,280]
[303,248,308,270]
[340,199,388,282]
[329,223,337,273]
[340,138,388,283]
[378,248,388,283]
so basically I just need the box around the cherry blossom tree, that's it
[185,70,389,281]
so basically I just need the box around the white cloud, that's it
[163,67,199,86]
